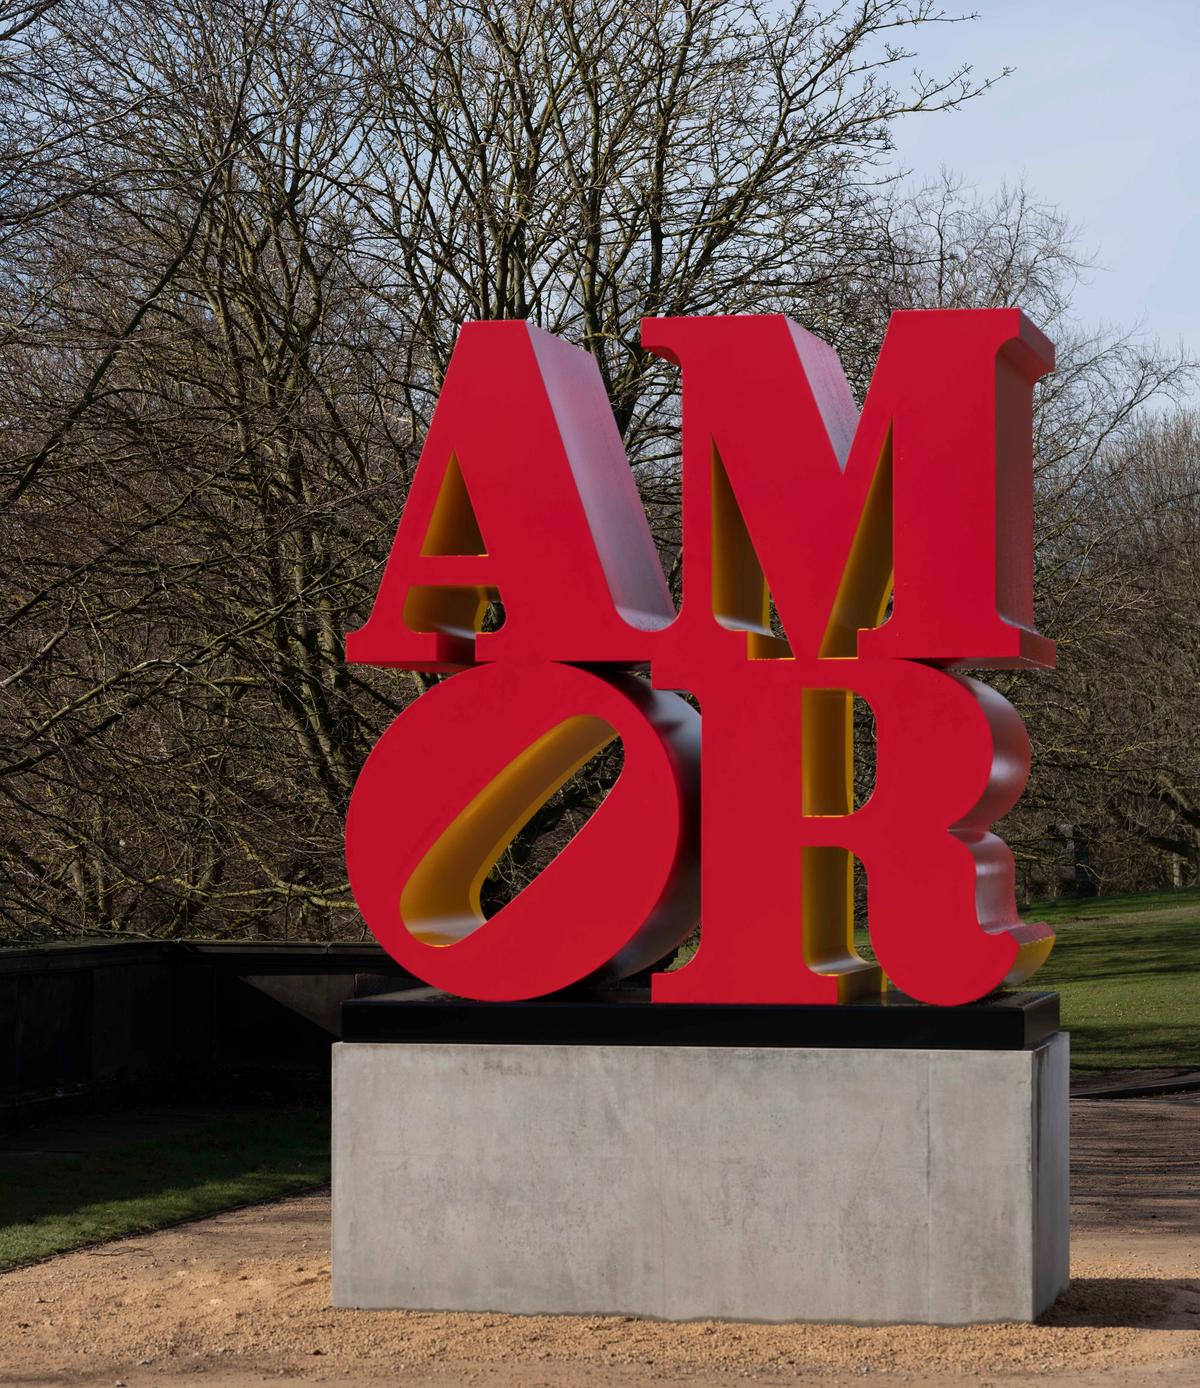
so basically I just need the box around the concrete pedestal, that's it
[332,1032,1068,1324]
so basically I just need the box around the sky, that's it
[887,0,1199,365]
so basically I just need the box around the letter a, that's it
[347,321,673,670]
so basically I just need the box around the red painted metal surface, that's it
[344,662,699,1001]
[345,310,1057,1006]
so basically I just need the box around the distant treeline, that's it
[1,1,1196,941]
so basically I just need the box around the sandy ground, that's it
[1,1095,1197,1388]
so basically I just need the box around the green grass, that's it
[680,888,1198,1071]
[0,1104,329,1272]
[1027,886,1200,1071]
[847,885,1198,1070]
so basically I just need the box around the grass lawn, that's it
[0,1103,329,1272]
[675,888,1197,1071]
[1027,886,1200,1071]
[839,887,1197,1071]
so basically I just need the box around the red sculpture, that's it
[345,311,1056,1006]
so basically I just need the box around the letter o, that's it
[345,662,700,999]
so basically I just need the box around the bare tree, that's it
[1,0,1009,940]
[1,0,397,936]
[1,1,1193,943]
[1024,411,1200,892]
[871,177,1197,897]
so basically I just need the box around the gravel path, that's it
[2,1095,1197,1387]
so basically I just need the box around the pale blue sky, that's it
[888,1,1198,364]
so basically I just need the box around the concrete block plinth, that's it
[332,1033,1068,1324]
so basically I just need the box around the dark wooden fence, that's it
[0,940,416,1122]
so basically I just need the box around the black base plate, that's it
[340,988,1059,1051]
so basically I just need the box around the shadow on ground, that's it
[1044,1276,1200,1329]
[0,1100,329,1269]
[1070,1093,1200,1236]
